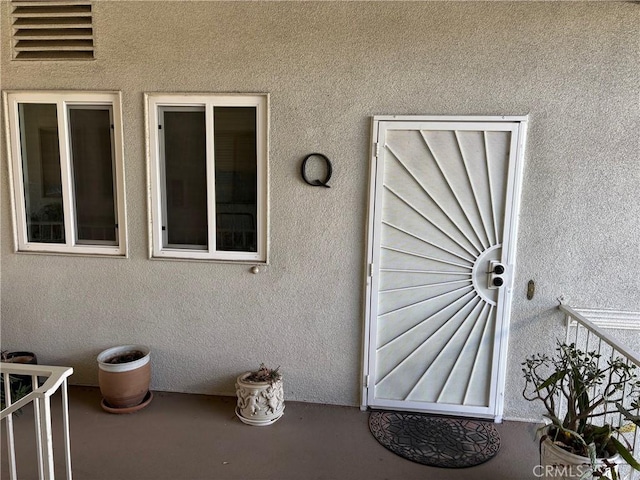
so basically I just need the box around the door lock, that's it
[488,261,506,290]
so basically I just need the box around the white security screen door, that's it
[363,116,527,421]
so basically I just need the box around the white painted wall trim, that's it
[503,416,544,424]
[373,115,529,123]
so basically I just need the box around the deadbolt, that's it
[488,260,506,290]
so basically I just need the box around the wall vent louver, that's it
[11,1,94,60]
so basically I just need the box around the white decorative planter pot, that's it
[235,373,284,426]
[540,434,622,479]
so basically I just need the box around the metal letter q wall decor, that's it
[301,153,332,188]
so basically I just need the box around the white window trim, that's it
[145,93,269,263]
[3,90,128,256]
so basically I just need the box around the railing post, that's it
[61,378,73,480]
[38,395,55,480]
[4,373,18,480]
[33,374,45,480]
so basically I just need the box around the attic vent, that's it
[11,1,94,60]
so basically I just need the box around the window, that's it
[147,94,268,262]
[4,91,126,256]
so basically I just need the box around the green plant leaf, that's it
[543,413,565,431]
[610,436,640,471]
[549,422,589,449]
[537,369,568,391]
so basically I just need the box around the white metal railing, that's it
[1,363,73,480]
[560,304,640,480]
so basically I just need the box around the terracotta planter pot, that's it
[235,373,284,426]
[97,345,151,410]
[2,351,37,365]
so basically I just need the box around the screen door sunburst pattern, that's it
[363,116,527,420]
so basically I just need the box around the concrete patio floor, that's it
[1,386,541,480]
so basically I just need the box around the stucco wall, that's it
[1,2,638,419]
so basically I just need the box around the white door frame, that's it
[361,115,528,421]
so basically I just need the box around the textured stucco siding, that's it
[1,1,638,420]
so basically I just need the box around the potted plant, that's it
[97,345,152,413]
[522,341,640,479]
[1,350,38,413]
[235,364,284,426]
[0,379,31,413]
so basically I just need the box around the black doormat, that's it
[369,411,501,468]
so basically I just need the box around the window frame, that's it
[4,90,127,256]
[146,93,269,263]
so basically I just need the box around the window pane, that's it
[162,108,208,248]
[214,107,257,252]
[18,103,65,243]
[69,107,117,245]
